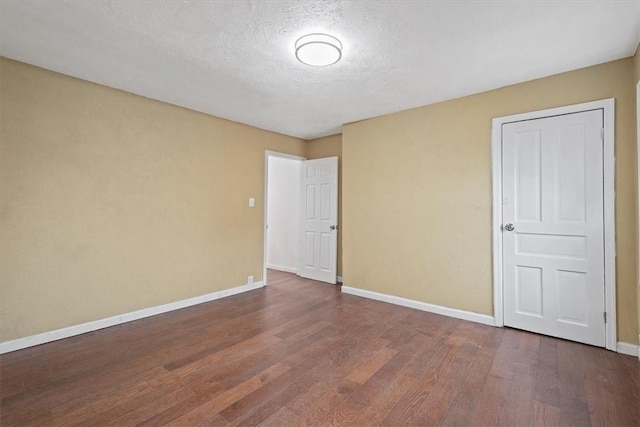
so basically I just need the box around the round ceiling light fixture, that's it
[295,33,342,67]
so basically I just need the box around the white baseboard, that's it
[0,281,264,354]
[617,341,640,359]
[266,264,297,274]
[341,286,495,327]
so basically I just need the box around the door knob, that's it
[504,223,515,231]
[330,225,338,230]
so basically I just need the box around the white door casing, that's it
[492,99,616,351]
[298,157,338,284]
[637,82,640,359]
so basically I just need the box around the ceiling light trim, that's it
[295,33,342,67]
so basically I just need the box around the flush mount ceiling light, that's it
[295,33,342,67]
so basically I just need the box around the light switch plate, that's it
[249,198,255,207]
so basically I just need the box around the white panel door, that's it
[298,157,338,284]
[502,110,605,347]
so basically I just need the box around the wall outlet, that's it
[247,275,254,284]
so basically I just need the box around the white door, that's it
[502,110,606,347]
[298,157,338,284]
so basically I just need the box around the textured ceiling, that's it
[1,1,639,139]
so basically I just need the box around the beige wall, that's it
[343,58,639,344]
[0,58,306,342]
[2,54,638,346]
[305,134,343,277]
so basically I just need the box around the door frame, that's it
[491,98,616,351]
[263,150,306,287]
[637,82,640,358]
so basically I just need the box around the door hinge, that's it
[604,311,607,323]
[601,128,604,142]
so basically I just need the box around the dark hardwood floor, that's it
[1,269,638,426]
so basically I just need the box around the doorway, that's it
[263,151,304,284]
[491,99,616,350]
[263,151,339,286]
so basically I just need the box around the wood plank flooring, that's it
[1,269,638,426]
